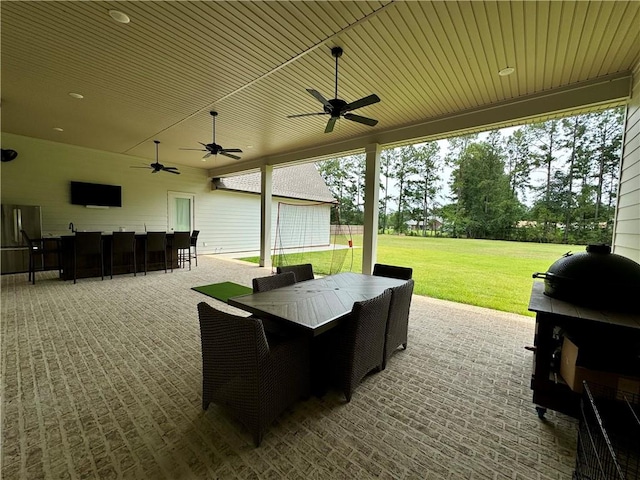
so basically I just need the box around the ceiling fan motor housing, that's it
[326,98,347,116]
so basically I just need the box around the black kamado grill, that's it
[533,244,640,313]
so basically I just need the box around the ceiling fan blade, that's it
[344,113,378,127]
[287,112,326,118]
[342,94,381,113]
[220,148,242,153]
[163,166,179,170]
[220,152,241,160]
[130,166,151,169]
[324,117,337,133]
[306,89,331,108]
[202,152,212,159]
[164,169,181,175]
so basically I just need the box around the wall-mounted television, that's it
[70,181,122,207]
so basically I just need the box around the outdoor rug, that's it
[191,281,253,303]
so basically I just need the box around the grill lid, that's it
[533,244,640,312]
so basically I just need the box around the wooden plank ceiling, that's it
[1,1,639,175]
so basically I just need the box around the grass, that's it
[240,235,583,317]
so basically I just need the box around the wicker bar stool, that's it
[110,231,136,278]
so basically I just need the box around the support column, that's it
[260,165,273,268]
[362,143,381,274]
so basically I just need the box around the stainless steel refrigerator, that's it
[1,204,42,274]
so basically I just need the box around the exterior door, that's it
[168,192,194,232]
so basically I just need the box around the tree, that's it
[588,108,623,229]
[390,146,419,233]
[379,149,394,233]
[316,155,364,224]
[559,115,588,243]
[445,133,479,237]
[504,129,533,201]
[527,120,563,241]
[403,142,441,236]
[450,141,522,239]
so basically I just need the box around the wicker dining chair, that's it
[197,302,310,447]
[324,289,392,402]
[250,272,297,336]
[382,279,414,370]
[372,263,413,280]
[276,263,315,282]
[252,271,296,293]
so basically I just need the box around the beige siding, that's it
[0,133,327,256]
[0,133,210,235]
[613,60,640,263]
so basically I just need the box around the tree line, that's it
[316,107,624,245]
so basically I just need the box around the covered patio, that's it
[1,256,576,479]
[1,1,638,267]
[2,2,639,478]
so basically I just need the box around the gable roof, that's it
[212,163,336,203]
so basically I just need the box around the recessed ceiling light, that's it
[246,145,254,149]
[109,10,130,24]
[498,67,515,77]
[53,127,64,132]
[68,92,84,99]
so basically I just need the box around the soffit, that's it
[1,1,638,174]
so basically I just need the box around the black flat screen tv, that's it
[70,181,122,207]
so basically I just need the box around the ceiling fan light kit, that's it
[288,46,380,133]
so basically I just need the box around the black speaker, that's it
[1,149,18,162]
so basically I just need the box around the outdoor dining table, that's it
[228,271,408,336]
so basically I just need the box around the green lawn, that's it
[241,236,584,317]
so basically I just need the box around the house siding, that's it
[613,60,640,263]
[0,133,330,256]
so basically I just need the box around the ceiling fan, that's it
[180,111,242,160]
[288,46,380,133]
[131,140,180,174]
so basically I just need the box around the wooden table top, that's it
[228,272,408,336]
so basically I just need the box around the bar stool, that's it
[73,232,104,284]
[145,232,167,274]
[110,231,136,279]
[190,230,200,267]
[21,230,62,284]
[172,231,191,270]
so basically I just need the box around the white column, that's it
[362,143,381,274]
[260,165,273,268]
